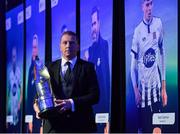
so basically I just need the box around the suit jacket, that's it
[43,58,99,133]
[88,34,110,113]
[26,59,41,132]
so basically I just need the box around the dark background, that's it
[0,0,179,133]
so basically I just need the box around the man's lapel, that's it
[53,59,61,85]
[70,59,82,96]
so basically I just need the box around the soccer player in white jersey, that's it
[130,0,167,133]
[8,46,22,132]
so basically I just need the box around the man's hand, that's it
[134,87,142,107]
[28,122,33,133]
[84,50,89,61]
[33,101,40,119]
[55,99,72,114]
[162,80,167,107]
[18,88,23,110]
[104,122,109,134]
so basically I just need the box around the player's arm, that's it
[17,67,23,110]
[131,54,141,106]
[159,19,167,107]
[159,42,167,107]
[131,28,141,107]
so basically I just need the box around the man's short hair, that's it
[61,24,68,34]
[142,0,152,3]
[12,46,17,58]
[91,6,100,20]
[33,34,38,45]
[12,46,16,53]
[60,31,79,44]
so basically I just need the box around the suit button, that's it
[66,114,70,118]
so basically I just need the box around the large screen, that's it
[6,4,24,133]
[24,0,45,133]
[51,0,76,61]
[125,0,178,133]
[80,0,112,132]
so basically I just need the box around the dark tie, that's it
[64,61,71,81]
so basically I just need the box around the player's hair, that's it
[12,46,16,54]
[142,0,152,3]
[60,31,79,45]
[61,24,68,34]
[91,6,100,20]
[33,34,38,46]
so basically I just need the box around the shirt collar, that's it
[61,56,77,68]
[143,17,153,26]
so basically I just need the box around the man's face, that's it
[12,48,16,65]
[60,34,79,60]
[142,0,153,22]
[91,12,100,42]
[32,38,38,60]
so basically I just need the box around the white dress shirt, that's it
[61,56,77,112]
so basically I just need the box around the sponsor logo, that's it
[6,18,11,31]
[51,0,58,8]
[26,5,31,20]
[143,48,156,68]
[39,0,45,12]
[142,37,146,42]
[153,32,156,39]
[17,11,24,24]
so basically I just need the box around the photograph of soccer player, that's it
[86,6,110,114]
[7,46,22,132]
[26,34,42,133]
[84,6,110,132]
[130,0,167,133]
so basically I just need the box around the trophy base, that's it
[38,106,59,119]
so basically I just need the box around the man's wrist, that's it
[68,99,75,112]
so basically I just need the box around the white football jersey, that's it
[131,17,164,107]
[9,66,21,125]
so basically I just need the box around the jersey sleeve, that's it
[130,28,139,89]
[158,18,166,81]
[131,28,139,60]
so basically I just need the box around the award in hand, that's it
[34,56,55,118]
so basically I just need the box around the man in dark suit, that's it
[26,34,42,133]
[34,31,99,133]
[88,6,110,114]
[88,7,110,132]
